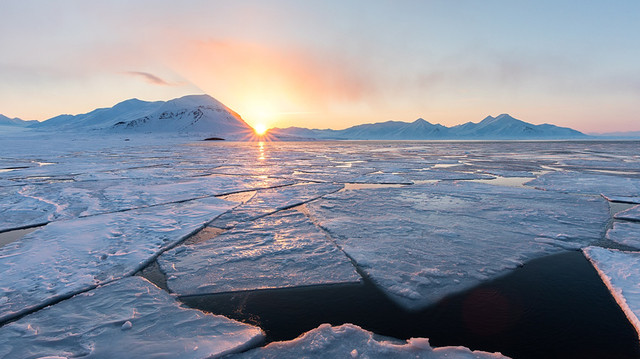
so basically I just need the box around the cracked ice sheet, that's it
[350,173,413,184]
[583,247,640,339]
[606,222,640,249]
[159,210,361,296]
[0,277,264,359]
[307,181,609,310]
[0,175,292,232]
[525,171,640,197]
[399,169,493,181]
[210,183,343,228]
[231,323,510,359]
[615,204,640,221]
[0,196,235,323]
[604,196,640,204]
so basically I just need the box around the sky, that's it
[1,1,639,133]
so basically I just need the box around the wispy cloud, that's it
[120,71,186,86]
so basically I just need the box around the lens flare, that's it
[254,124,268,135]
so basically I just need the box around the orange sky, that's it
[1,1,639,133]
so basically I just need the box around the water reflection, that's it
[258,141,265,161]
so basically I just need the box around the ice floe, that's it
[308,181,609,309]
[0,176,292,232]
[0,196,234,323]
[583,247,640,339]
[210,183,343,228]
[232,323,509,359]
[614,205,640,222]
[606,222,640,249]
[159,210,360,296]
[0,277,264,359]
[525,171,640,197]
[604,196,640,204]
[350,173,413,184]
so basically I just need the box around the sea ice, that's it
[210,183,343,228]
[350,173,413,184]
[231,323,510,359]
[307,181,609,309]
[583,247,640,339]
[159,209,361,296]
[0,175,292,232]
[606,222,640,249]
[0,277,264,359]
[0,196,234,323]
[399,169,493,181]
[525,171,640,197]
[604,196,640,204]
[614,204,640,222]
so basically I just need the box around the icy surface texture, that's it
[350,173,413,184]
[0,277,264,359]
[614,204,640,221]
[606,222,640,249]
[526,171,640,197]
[0,176,292,232]
[0,196,234,323]
[159,210,361,296]
[400,169,493,181]
[604,196,640,204]
[583,247,640,339]
[210,183,343,228]
[308,181,609,309]
[232,323,510,359]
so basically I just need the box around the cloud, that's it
[120,71,186,86]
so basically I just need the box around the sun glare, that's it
[254,123,268,135]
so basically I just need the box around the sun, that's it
[254,123,268,136]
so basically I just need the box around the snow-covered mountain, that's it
[0,114,37,127]
[271,114,587,140]
[30,95,255,140]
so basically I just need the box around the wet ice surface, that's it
[0,277,264,359]
[606,222,640,249]
[232,323,510,359]
[2,137,640,357]
[583,247,640,339]
[0,196,234,323]
[159,210,361,296]
[525,171,640,197]
[209,183,343,229]
[615,204,640,221]
[0,175,292,232]
[308,181,609,310]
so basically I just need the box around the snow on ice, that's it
[232,323,510,359]
[0,277,264,359]
[0,196,234,323]
[159,209,361,296]
[307,181,609,309]
[614,204,640,222]
[583,247,640,340]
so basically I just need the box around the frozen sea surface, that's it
[0,175,292,232]
[606,222,640,250]
[615,204,640,222]
[583,247,640,340]
[232,323,510,359]
[308,181,609,309]
[209,182,343,229]
[159,209,361,296]
[525,171,640,197]
[0,196,234,323]
[0,277,264,359]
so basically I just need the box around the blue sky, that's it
[1,0,638,132]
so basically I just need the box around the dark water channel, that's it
[181,251,640,359]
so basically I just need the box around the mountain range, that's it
[0,94,610,140]
[269,114,587,140]
[21,95,255,140]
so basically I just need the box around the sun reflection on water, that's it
[258,141,265,161]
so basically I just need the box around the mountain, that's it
[0,114,37,127]
[587,131,640,138]
[270,114,587,140]
[30,95,255,140]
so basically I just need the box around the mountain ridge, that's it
[270,114,587,140]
